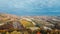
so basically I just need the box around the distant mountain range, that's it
[0,11,60,16]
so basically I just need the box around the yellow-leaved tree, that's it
[6,32,10,34]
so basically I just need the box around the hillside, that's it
[0,14,60,31]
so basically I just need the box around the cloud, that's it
[0,0,60,10]
[0,0,60,15]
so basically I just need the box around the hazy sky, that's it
[0,0,60,16]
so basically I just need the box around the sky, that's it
[0,0,60,16]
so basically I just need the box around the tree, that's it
[6,32,9,34]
